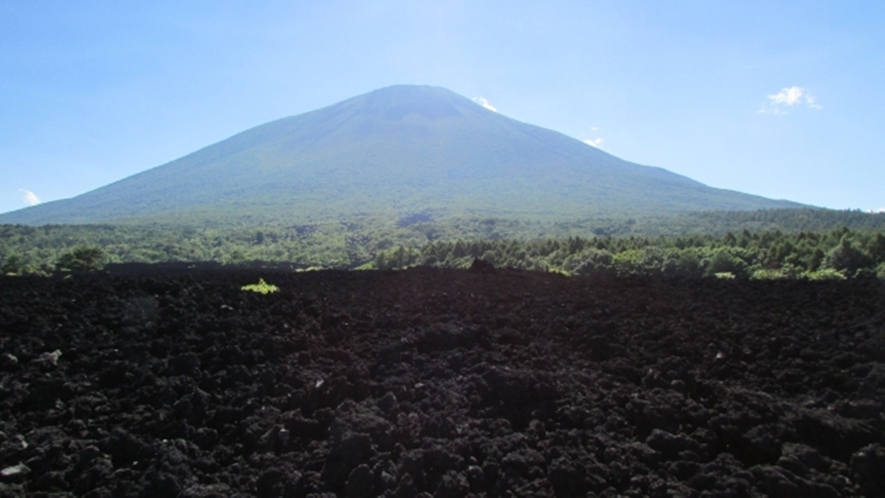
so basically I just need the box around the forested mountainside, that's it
[0,85,800,227]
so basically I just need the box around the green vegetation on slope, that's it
[0,85,801,226]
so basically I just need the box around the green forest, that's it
[373,227,885,280]
[2,208,885,279]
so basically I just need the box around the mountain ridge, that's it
[0,84,803,225]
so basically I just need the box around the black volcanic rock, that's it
[0,85,802,225]
[0,269,882,496]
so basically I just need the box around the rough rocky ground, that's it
[1,265,884,497]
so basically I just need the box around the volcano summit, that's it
[0,85,800,225]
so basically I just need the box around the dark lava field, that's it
[1,265,884,497]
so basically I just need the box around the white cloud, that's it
[472,97,497,112]
[759,86,822,115]
[19,189,40,206]
[583,137,604,148]
[769,86,805,106]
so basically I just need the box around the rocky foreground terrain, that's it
[1,265,884,497]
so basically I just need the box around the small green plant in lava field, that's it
[241,278,280,294]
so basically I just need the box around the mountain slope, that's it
[0,85,802,225]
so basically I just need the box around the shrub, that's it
[805,268,847,281]
[750,268,784,280]
[824,237,872,275]
[56,247,105,273]
[661,249,703,278]
[636,247,666,274]
[375,246,422,270]
[564,248,614,276]
[703,248,748,278]
[1,254,24,275]
[241,278,280,294]
[612,249,642,274]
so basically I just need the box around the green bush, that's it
[612,249,642,274]
[661,249,703,278]
[241,278,280,294]
[564,248,614,275]
[824,237,872,275]
[805,268,846,281]
[56,247,105,273]
[1,254,24,275]
[750,267,800,280]
[703,248,748,278]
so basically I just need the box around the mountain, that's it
[0,85,803,226]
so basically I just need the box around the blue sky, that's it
[2,0,884,215]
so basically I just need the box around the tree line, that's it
[372,227,885,280]
[2,209,885,279]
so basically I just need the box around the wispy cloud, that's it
[759,86,822,115]
[472,97,497,112]
[19,189,40,206]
